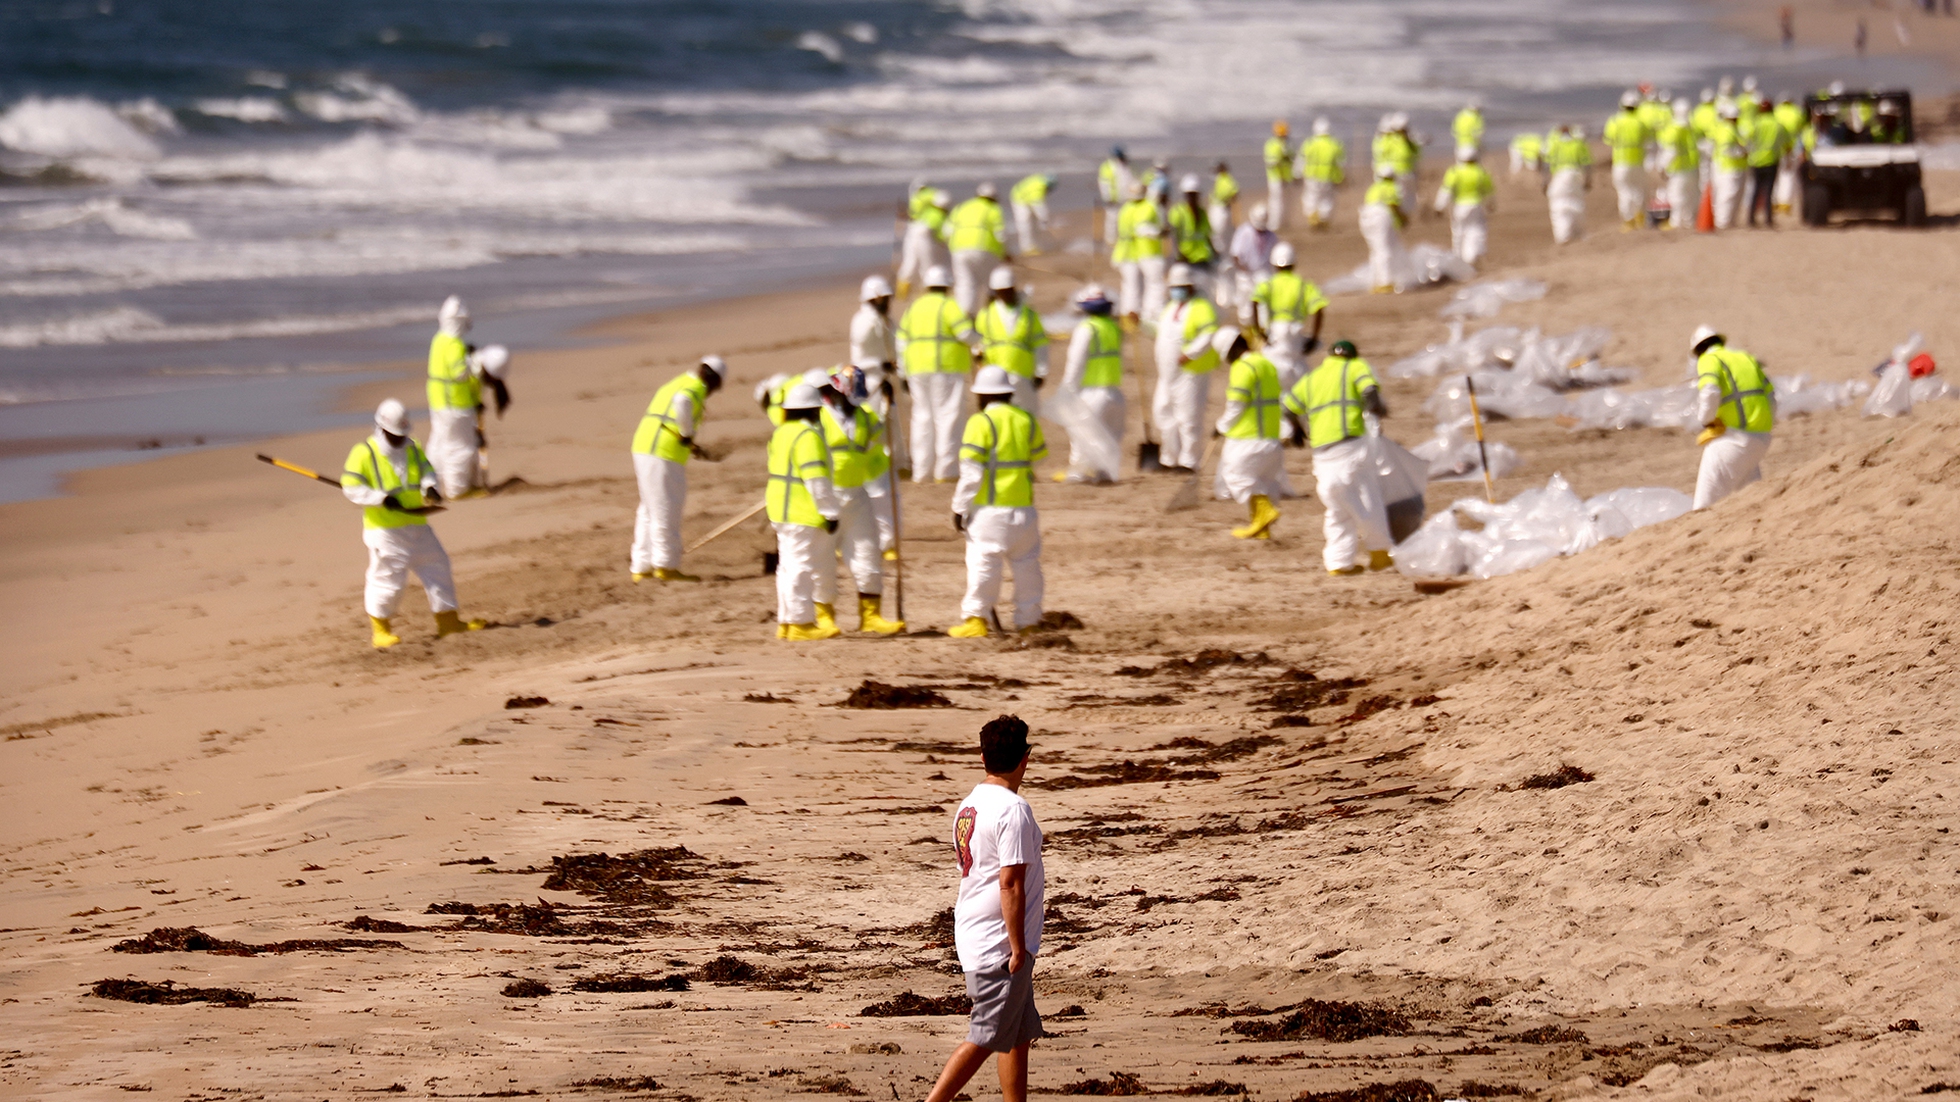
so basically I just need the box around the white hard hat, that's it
[971,364,1016,395]
[1074,283,1111,308]
[1621,89,1640,108]
[699,354,727,380]
[1375,161,1397,179]
[474,344,510,380]
[1700,87,1715,103]
[1391,111,1409,129]
[1718,102,1738,119]
[375,398,409,436]
[438,294,470,336]
[931,189,951,208]
[1313,117,1331,136]
[1167,263,1194,287]
[860,274,893,301]
[1456,145,1477,162]
[1690,325,1722,352]
[802,367,834,390]
[1742,75,1758,91]
[1248,202,1268,228]
[1270,241,1295,268]
[1377,113,1396,133]
[1673,99,1692,121]
[1179,173,1201,193]
[976,181,998,198]
[754,371,789,404]
[1210,326,1244,359]
[782,382,823,411]
[923,265,951,289]
[987,266,1017,291]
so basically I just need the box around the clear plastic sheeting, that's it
[1768,375,1870,419]
[1411,417,1521,482]
[1393,474,1692,579]
[1863,364,1913,418]
[1438,278,1547,319]
[1563,383,1701,431]
[1387,325,1525,380]
[1325,243,1474,295]
[1423,369,1570,422]
[1390,325,1632,391]
[1040,383,1123,482]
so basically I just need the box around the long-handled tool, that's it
[1164,435,1221,512]
[258,453,446,515]
[686,500,766,553]
[1464,376,1496,505]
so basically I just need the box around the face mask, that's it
[1169,286,1190,302]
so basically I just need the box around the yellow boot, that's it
[858,596,905,636]
[814,602,837,632]
[947,616,990,638]
[882,548,898,562]
[783,620,841,641]
[1328,564,1365,576]
[653,567,699,582]
[775,623,790,640]
[369,616,401,649]
[1368,549,1394,571]
[631,572,652,583]
[1231,495,1279,539]
[435,610,487,637]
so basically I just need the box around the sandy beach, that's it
[5,49,1960,1102]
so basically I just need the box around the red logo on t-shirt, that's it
[954,806,977,877]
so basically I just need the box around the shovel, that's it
[1164,436,1220,512]
[257,453,445,516]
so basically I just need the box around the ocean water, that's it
[0,0,1932,499]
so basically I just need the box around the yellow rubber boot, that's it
[1231,495,1279,539]
[1329,564,1365,576]
[882,548,898,562]
[1368,549,1394,571]
[814,602,837,632]
[858,596,905,636]
[631,572,652,583]
[775,623,790,640]
[369,616,401,649]
[653,567,699,582]
[784,620,841,641]
[947,616,990,638]
[435,610,487,637]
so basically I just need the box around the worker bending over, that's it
[768,382,844,640]
[1250,242,1328,389]
[425,296,513,499]
[975,267,1049,412]
[1154,264,1223,473]
[1263,121,1293,229]
[810,368,904,635]
[948,183,1010,317]
[1009,173,1055,256]
[342,399,487,649]
[630,355,725,582]
[950,366,1047,639]
[1057,285,1125,483]
[1298,118,1345,229]
[1112,183,1166,325]
[1358,165,1408,294]
[1690,326,1775,510]
[1434,146,1494,265]
[1212,328,1287,540]
[896,266,978,482]
[1283,342,1392,575]
[897,188,951,298]
[1604,90,1652,230]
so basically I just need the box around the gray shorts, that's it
[964,959,1043,1053]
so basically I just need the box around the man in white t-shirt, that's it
[925,715,1045,1102]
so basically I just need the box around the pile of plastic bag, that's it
[1864,332,1948,418]
[1039,384,1122,482]
[1389,325,1634,390]
[1410,417,1522,482]
[1325,243,1474,296]
[1438,279,1547,320]
[1393,474,1692,580]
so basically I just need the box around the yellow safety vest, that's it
[1660,122,1700,171]
[1168,203,1215,263]
[1373,132,1416,174]
[1285,355,1378,448]
[1696,347,1775,433]
[342,437,433,529]
[1638,101,1673,140]
[1773,103,1804,137]
[897,292,974,375]
[959,402,1046,508]
[1171,297,1221,373]
[765,420,832,527]
[1691,102,1719,139]
[1010,174,1048,205]
[427,332,477,412]
[1363,179,1402,207]
[631,372,708,463]
[1112,198,1163,263]
[975,300,1049,379]
[1264,136,1293,180]
[1223,353,1283,440]
[1097,158,1122,200]
[1211,170,1238,206]
[1548,136,1592,171]
[820,403,889,490]
[1252,270,1327,325]
[1709,122,1747,171]
[1510,132,1542,164]
[1077,315,1123,388]
[1300,136,1345,183]
[945,197,1005,255]
[1603,111,1649,165]
[908,185,936,221]
[1744,116,1785,167]
[1440,163,1494,204]
[1452,108,1485,147]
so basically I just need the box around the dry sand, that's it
[3,137,1959,1101]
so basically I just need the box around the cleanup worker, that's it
[1708,103,1748,230]
[1009,172,1055,256]
[1168,174,1217,299]
[767,381,843,640]
[1638,88,1675,174]
[1604,90,1651,230]
[1743,98,1787,228]
[1097,146,1135,243]
[1249,242,1328,389]
[342,398,486,648]
[425,296,510,500]
[1373,113,1420,207]
[1298,118,1345,229]
[850,273,904,505]
[1225,202,1276,323]
[1690,326,1775,510]
[1509,129,1543,176]
[1434,146,1494,265]
[1772,93,1805,212]
[1212,327,1286,540]
[975,266,1049,412]
[1660,99,1701,230]
[1057,284,1124,483]
[896,265,978,483]
[1281,341,1392,575]
[949,365,1046,638]
[1358,164,1408,293]
[1263,120,1293,229]
[1452,101,1486,151]
[947,182,1010,317]
[1208,161,1238,253]
[1112,182,1166,325]
[1692,88,1721,191]
[1154,263,1223,472]
[1546,124,1592,244]
[629,354,726,583]
[754,372,792,427]
[811,367,904,635]
[897,188,951,298]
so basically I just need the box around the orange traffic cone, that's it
[1695,183,1715,233]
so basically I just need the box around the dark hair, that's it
[979,715,1031,774]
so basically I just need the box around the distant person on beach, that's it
[850,274,906,509]
[1212,327,1288,540]
[1155,263,1224,472]
[975,267,1050,412]
[1709,103,1749,229]
[1097,146,1135,243]
[1208,161,1238,254]
[629,355,725,583]
[1604,91,1652,230]
[1282,341,1393,575]
[1168,175,1218,301]
[341,398,486,649]
[1545,124,1592,244]
[766,381,844,640]
[946,182,1011,317]
[1435,145,1494,264]
[1057,285,1125,483]
[810,367,904,635]
[948,366,1046,638]
[1509,129,1543,176]
[1854,17,1867,56]
[424,296,512,499]
[1009,173,1054,256]
[1298,118,1346,229]
[1358,164,1409,291]
[1112,182,1167,325]
[924,714,1045,1102]
[1372,113,1420,209]
[896,266,978,483]
[897,188,951,298]
[1660,99,1701,230]
[1225,202,1277,324]
[1249,242,1327,388]
[1779,6,1794,48]
[1263,120,1293,228]
[1690,326,1775,509]
[1743,96,1788,227]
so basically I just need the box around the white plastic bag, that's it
[1410,417,1521,482]
[1864,363,1912,418]
[1368,429,1430,543]
[1438,279,1547,320]
[1583,487,1691,530]
[1041,384,1122,480]
[1326,243,1474,295]
[1392,509,1469,577]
